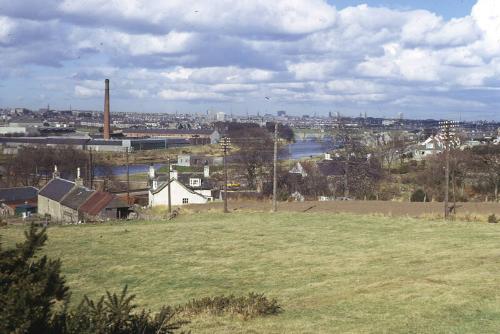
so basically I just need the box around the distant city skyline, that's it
[0,0,499,120]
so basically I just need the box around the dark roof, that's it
[88,139,124,146]
[123,128,215,135]
[151,173,214,197]
[0,186,38,203]
[9,117,44,124]
[105,197,129,209]
[177,173,214,189]
[60,187,95,210]
[79,191,114,215]
[317,161,345,177]
[151,178,173,194]
[39,178,75,201]
[0,137,89,146]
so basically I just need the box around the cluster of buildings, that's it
[1,153,224,223]
[1,167,131,223]
[0,80,221,154]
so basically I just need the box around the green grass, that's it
[2,213,500,333]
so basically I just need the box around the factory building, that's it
[0,137,190,153]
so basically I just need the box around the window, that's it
[182,198,189,204]
[189,178,201,187]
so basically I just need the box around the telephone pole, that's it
[88,148,94,189]
[126,147,130,205]
[167,158,172,214]
[272,122,278,212]
[220,136,231,213]
[440,120,457,220]
[344,154,349,198]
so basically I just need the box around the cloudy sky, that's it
[0,0,499,120]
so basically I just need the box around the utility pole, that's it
[341,120,350,199]
[167,158,172,214]
[126,147,130,205]
[344,154,349,198]
[444,137,450,219]
[273,122,278,212]
[440,120,457,220]
[89,148,94,189]
[220,136,231,213]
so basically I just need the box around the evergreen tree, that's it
[0,224,69,333]
[0,225,189,334]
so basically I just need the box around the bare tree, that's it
[379,131,406,176]
[231,127,274,189]
[5,146,111,188]
[471,145,500,201]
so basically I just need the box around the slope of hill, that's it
[3,212,500,333]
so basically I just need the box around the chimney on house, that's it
[170,169,178,180]
[52,165,60,179]
[103,79,111,140]
[204,165,210,178]
[148,164,156,180]
[75,167,84,187]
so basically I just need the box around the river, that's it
[280,138,335,160]
[100,139,334,176]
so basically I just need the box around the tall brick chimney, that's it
[103,79,111,140]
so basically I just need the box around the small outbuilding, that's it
[79,191,130,221]
[0,186,39,217]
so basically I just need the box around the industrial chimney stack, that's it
[103,79,111,140]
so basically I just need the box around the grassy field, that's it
[201,200,500,220]
[2,212,500,333]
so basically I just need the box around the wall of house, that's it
[61,206,79,223]
[194,189,213,199]
[177,155,191,166]
[149,180,209,207]
[37,195,63,222]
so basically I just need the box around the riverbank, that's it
[93,144,222,166]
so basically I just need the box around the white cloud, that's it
[471,0,500,54]
[211,83,257,93]
[1,0,500,118]
[161,66,275,84]
[58,0,336,35]
[0,16,16,43]
[158,89,228,101]
[288,61,340,80]
[74,85,100,98]
[128,89,148,98]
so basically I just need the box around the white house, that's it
[148,166,215,207]
[413,136,445,161]
[289,162,308,177]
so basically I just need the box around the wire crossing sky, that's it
[0,0,499,120]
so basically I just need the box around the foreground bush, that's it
[62,286,189,334]
[410,189,429,202]
[179,293,282,319]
